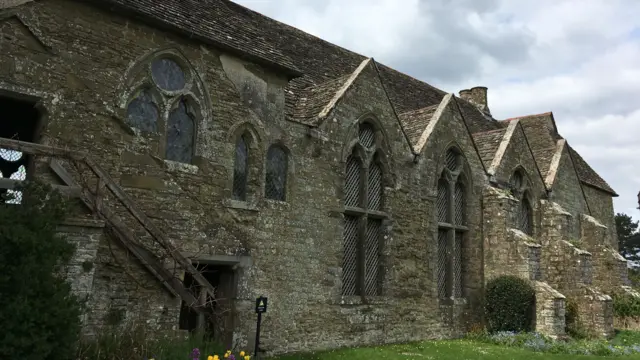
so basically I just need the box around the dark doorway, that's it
[178,263,236,346]
[0,95,43,203]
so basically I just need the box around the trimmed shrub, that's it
[0,182,82,360]
[485,275,535,333]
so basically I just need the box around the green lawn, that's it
[272,339,640,360]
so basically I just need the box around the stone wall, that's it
[0,0,478,354]
[548,145,589,240]
[0,0,628,355]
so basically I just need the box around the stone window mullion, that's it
[356,213,367,297]
[447,178,456,298]
[360,161,370,299]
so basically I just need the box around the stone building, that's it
[0,0,634,355]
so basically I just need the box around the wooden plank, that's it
[49,160,209,313]
[81,157,219,298]
[94,178,105,213]
[0,177,82,197]
[0,137,86,160]
[60,218,106,228]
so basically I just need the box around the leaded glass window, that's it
[232,135,249,201]
[165,99,195,164]
[151,58,186,91]
[126,89,159,133]
[436,148,467,300]
[265,145,288,201]
[124,53,202,165]
[341,122,386,297]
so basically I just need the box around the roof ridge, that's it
[505,111,553,121]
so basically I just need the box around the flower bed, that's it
[145,348,252,360]
[478,331,640,356]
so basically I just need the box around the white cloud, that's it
[237,0,640,221]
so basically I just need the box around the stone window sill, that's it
[438,297,468,307]
[224,199,259,212]
[264,198,290,209]
[164,159,199,174]
[338,295,390,306]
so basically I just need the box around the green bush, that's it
[485,275,535,333]
[0,182,82,360]
[76,324,224,360]
[612,292,640,318]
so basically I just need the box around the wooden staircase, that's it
[0,137,215,316]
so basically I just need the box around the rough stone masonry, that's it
[0,0,635,355]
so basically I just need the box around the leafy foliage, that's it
[0,182,82,360]
[76,324,223,360]
[615,212,640,265]
[485,276,535,333]
[611,292,640,318]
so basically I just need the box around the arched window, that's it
[124,55,201,165]
[510,170,533,235]
[436,148,467,300]
[342,122,386,297]
[126,89,159,133]
[232,134,249,201]
[166,99,195,163]
[265,145,288,201]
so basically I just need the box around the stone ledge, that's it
[224,199,259,211]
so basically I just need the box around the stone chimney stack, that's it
[459,86,491,116]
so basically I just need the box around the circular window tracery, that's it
[124,52,202,165]
[151,58,186,92]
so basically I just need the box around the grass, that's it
[272,337,640,360]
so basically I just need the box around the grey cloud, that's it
[236,0,640,220]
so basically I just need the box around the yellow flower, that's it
[240,351,245,357]
[213,356,219,360]
[244,356,251,360]
[207,356,215,360]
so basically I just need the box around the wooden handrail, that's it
[0,137,216,314]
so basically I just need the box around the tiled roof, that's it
[457,99,500,134]
[398,105,439,147]
[568,145,617,195]
[90,0,302,75]
[92,0,497,134]
[87,0,614,196]
[289,75,351,125]
[515,113,616,195]
[472,128,507,169]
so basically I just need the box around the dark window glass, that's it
[151,58,186,91]
[166,99,195,164]
[126,89,159,132]
[232,136,249,201]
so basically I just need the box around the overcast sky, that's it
[237,0,640,221]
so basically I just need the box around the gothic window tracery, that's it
[342,122,386,297]
[124,54,201,165]
[265,145,288,201]
[436,148,467,300]
[510,170,533,236]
